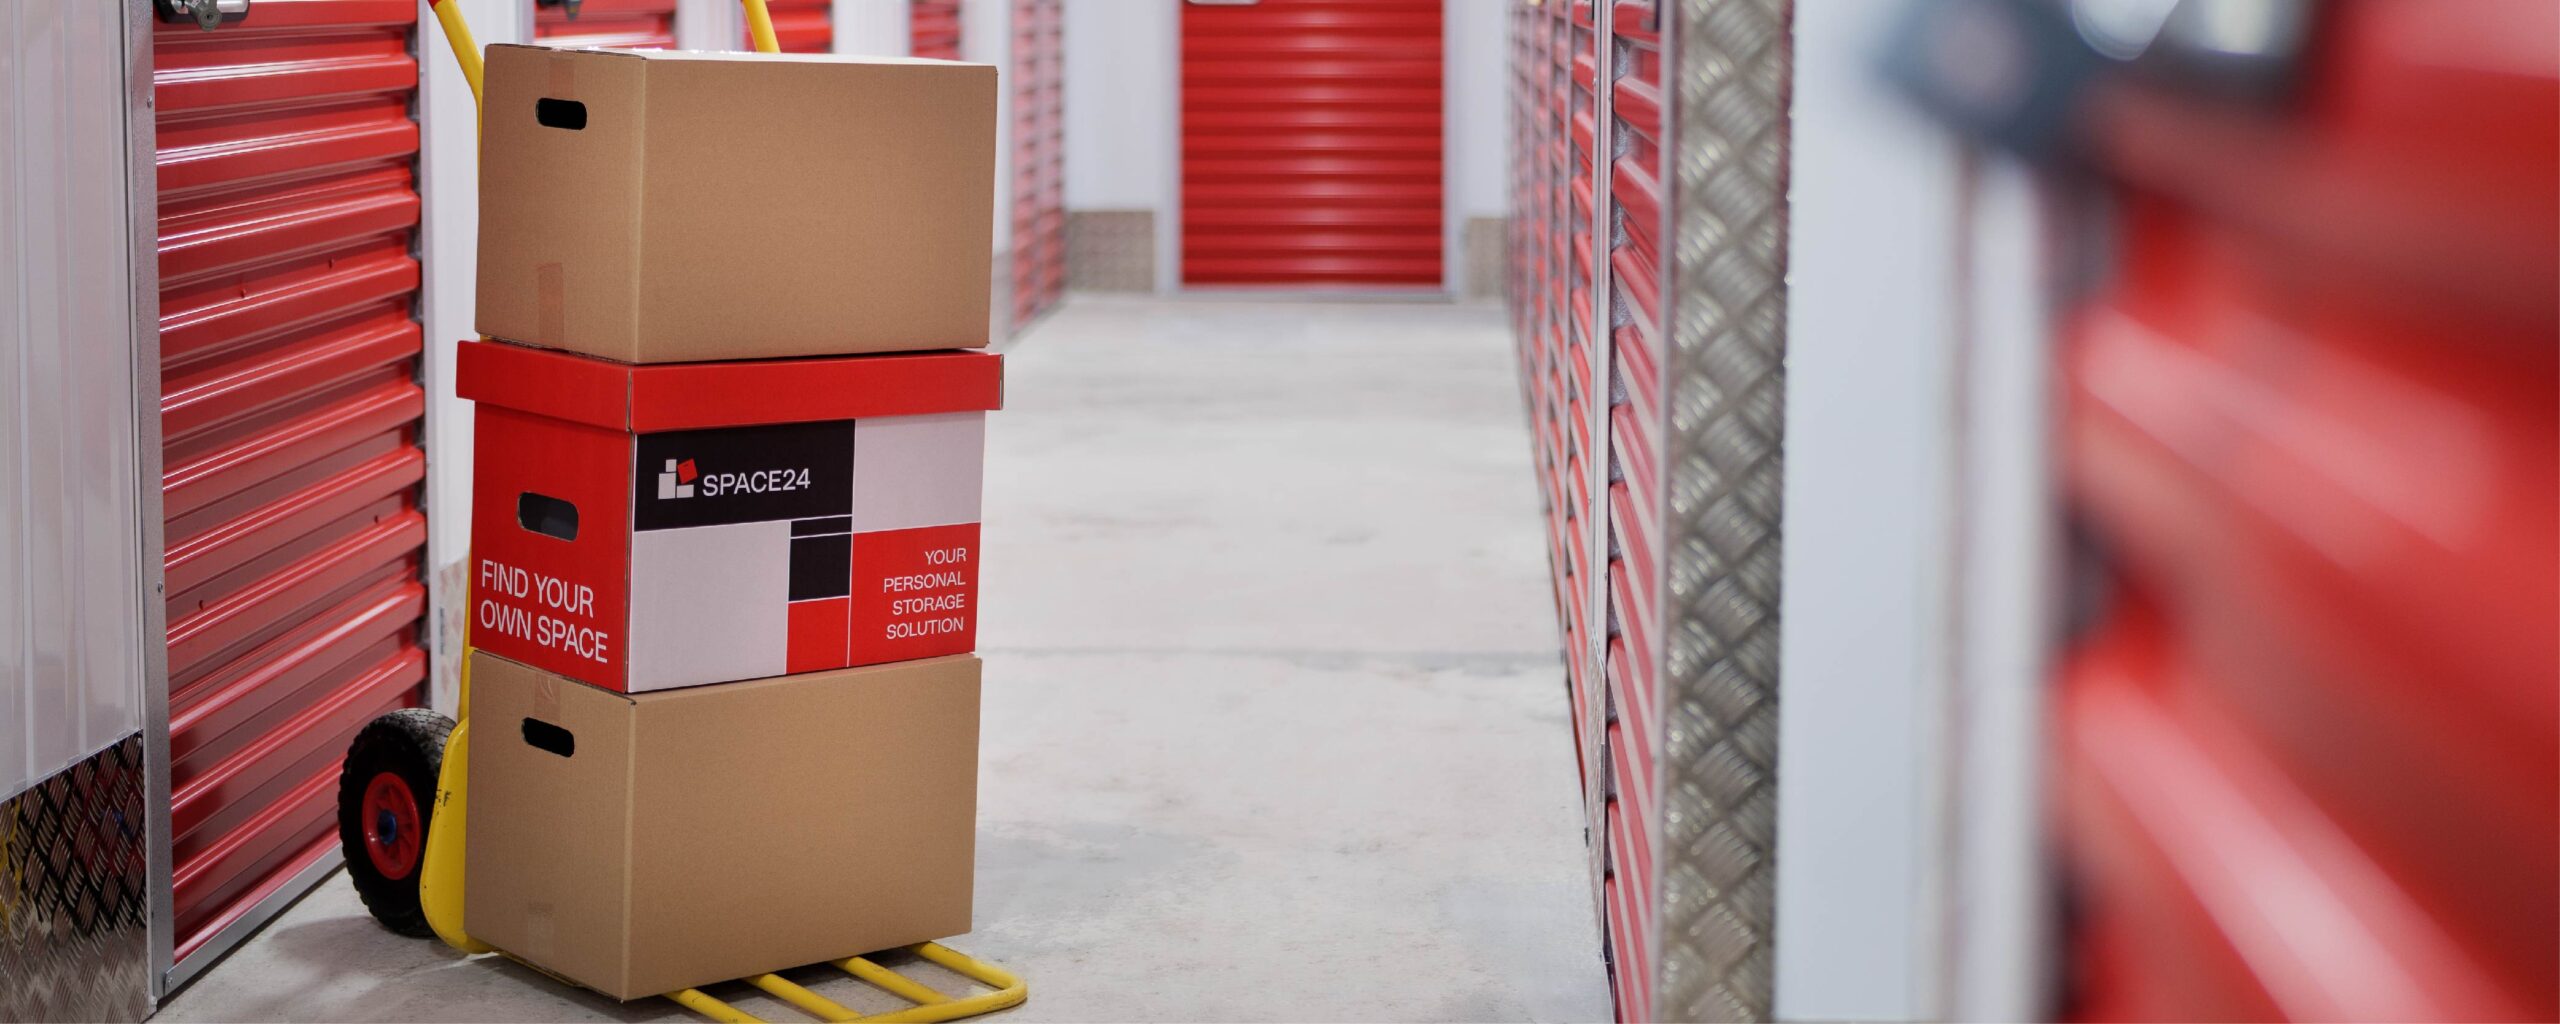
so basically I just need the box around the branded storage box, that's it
[460,338,997,694]
[466,650,979,1000]
[475,44,997,363]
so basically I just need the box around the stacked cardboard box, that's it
[457,43,999,1000]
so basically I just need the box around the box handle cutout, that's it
[522,718,576,758]
[517,492,579,541]
[536,98,588,130]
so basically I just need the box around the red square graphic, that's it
[850,523,980,666]
[786,597,852,674]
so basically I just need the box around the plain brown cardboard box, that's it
[465,650,979,1000]
[476,44,996,363]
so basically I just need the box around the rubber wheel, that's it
[337,708,454,937]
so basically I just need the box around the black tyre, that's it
[336,708,454,937]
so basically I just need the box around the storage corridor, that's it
[156,296,1611,1023]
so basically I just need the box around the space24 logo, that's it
[655,457,813,500]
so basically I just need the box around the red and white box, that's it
[458,339,1000,693]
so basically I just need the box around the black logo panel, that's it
[633,420,854,531]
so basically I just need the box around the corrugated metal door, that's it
[751,0,834,52]
[152,0,429,966]
[2054,2,2557,1019]
[1513,1,1787,1019]
[1598,6,1663,1019]
[1508,0,1607,991]
[911,0,961,59]
[1010,0,1063,330]
[535,0,676,48]
[1181,0,1443,287]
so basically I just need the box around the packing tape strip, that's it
[536,262,564,346]
[531,673,561,721]
[546,52,577,98]
[524,900,555,957]
[537,54,573,347]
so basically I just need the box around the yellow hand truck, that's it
[335,6,1024,1021]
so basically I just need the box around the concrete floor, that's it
[157,296,1607,1023]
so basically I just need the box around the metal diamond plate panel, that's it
[1656,0,1790,1019]
[0,736,150,1023]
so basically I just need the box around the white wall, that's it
[964,0,1012,257]
[1773,0,1962,1017]
[1445,0,1508,223]
[0,0,152,795]
[834,0,911,56]
[1062,1,1174,212]
[417,0,527,712]
[1061,1,1509,290]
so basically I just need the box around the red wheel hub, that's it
[360,771,424,881]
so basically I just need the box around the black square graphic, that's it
[789,533,852,601]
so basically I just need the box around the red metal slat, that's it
[163,312,419,442]
[2085,1,2556,336]
[1610,399,1657,520]
[170,580,424,778]
[910,0,962,60]
[173,832,338,967]
[162,378,425,520]
[1608,485,1655,650]
[1009,0,1064,329]
[165,511,424,681]
[172,646,424,855]
[2057,617,2546,1021]
[1603,801,1653,1023]
[160,245,417,368]
[164,449,423,598]
[536,0,677,49]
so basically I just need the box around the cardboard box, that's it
[466,650,979,1000]
[476,44,997,363]
[460,338,998,694]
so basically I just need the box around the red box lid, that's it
[457,339,1003,432]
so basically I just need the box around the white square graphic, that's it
[627,520,790,692]
[851,412,986,532]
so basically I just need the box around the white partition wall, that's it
[0,2,163,1019]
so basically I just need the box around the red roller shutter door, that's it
[911,0,961,60]
[1181,0,1444,287]
[2054,3,2558,1019]
[152,0,429,964]
[535,0,676,48]
[1598,5,1662,1019]
[1011,0,1064,330]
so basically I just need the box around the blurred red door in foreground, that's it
[2056,2,2558,1020]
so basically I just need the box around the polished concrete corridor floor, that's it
[158,296,1608,1023]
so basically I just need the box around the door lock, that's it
[155,0,248,31]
